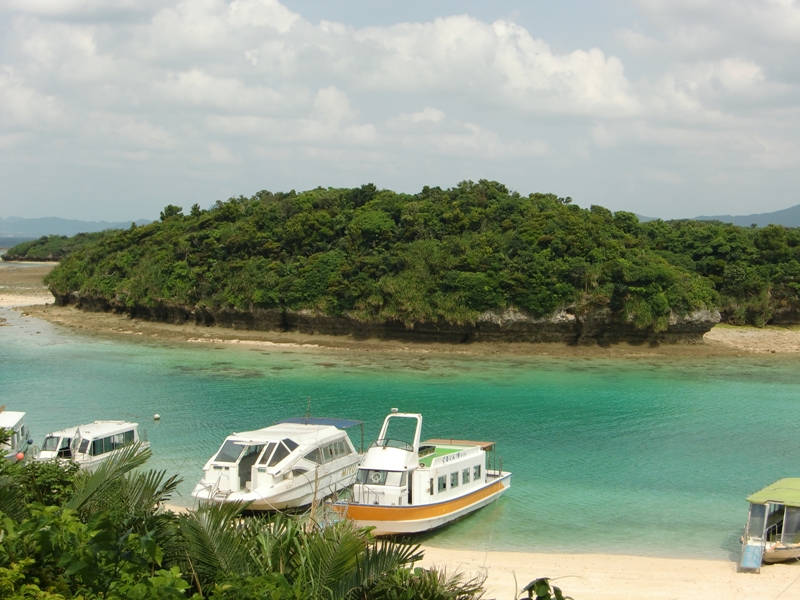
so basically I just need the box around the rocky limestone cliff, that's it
[52,291,721,345]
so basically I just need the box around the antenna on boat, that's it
[304,398,312,424]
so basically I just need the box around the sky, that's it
[1,0,800,221]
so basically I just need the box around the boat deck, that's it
[417,438,496,468]
[418,446,459,468]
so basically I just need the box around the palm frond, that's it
[297,520,368,599]
[177,501,258,589]
[65,442,152,512]
[338,536,425,599]
[0,474,26,522]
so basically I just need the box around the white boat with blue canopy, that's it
[739,478,800,572]
[192,417,362,511]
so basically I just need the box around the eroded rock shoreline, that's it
[53,291,721,346]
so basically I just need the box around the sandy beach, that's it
[0,262,56,308]
[418,546,800,599]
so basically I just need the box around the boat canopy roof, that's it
[229,423,345,446]
[747,478,800,507]
[76,421,138,439]
[0,412,25,430]
[276,417,362,428]
[422,438,496,451]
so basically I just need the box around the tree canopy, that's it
[40,180,800,330]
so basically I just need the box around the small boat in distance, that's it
[0,410,33,462]
[739,478,800,572]
[191,417,362,510]
[36,421,149,471]
[333,410,511,535]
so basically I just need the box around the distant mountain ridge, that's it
[637,202,800,227]
[0,216,151,237]
[693,203,800,228]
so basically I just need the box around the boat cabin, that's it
[194,420,360,506]
[740,478,800,572]
[37,421,146,469]
[0,411,32,462]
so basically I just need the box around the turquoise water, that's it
[2,307,800,560]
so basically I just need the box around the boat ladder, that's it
[738,532,764,574]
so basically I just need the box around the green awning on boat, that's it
[747,479,800,506]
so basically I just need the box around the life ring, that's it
[371,472,382,483]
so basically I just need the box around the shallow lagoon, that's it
[2,306,799,560]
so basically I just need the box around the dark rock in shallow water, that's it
[51,291,721,345]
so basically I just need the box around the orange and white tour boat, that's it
[333,410,511,535]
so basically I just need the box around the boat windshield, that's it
[214,440,245,463]
[259,439,299,467]
[42,436,60,452]
[356,469,407,486]
[370,439,413,451]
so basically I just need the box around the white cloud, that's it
[1,0,800,220]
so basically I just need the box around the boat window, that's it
[473,464,481,481]
[335,440,347,457]
[214,440,245,463]
[437,476,447,493]
[303,448,323,464]
[783,507,800,544]
[462,468,470,484]
[241,445,264,461]
[78,439,89,454]
[746,504,768,539]
[42,436,60,452]
[268,442,291,466]
[450,472,459,488]
[258,443,277,464]
[58,438,73,458]
[283,438,298,452]
[123,430,134,444]
[357,469,388,485]
[91,439,104,456]
[323,444,335,462]
[386,472,406,487]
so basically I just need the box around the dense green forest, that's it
[0,444,489,599]
[37,181,800,331]
[2,231,117,262]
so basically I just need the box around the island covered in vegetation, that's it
[29,181,800,344]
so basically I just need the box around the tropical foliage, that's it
[0,449,485,599]
[34,181,800,329]
[43,182,722,333]
[2,232,117,262]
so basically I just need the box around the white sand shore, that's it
[419,546,800,600]
[158,502,800,600]
[0,293,54,307]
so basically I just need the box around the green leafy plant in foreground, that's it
[519,578,573,600]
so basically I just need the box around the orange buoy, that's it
[15,452,25,461]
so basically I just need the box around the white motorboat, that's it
[36,421,149,471]
[333,410,511,535]
[0,410,33,462]
[191,417,362,510]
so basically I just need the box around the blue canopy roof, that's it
[276,417,362,429]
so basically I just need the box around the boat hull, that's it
[764,544,800,564]
[193,468,356,511]
[335,471,511,535]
